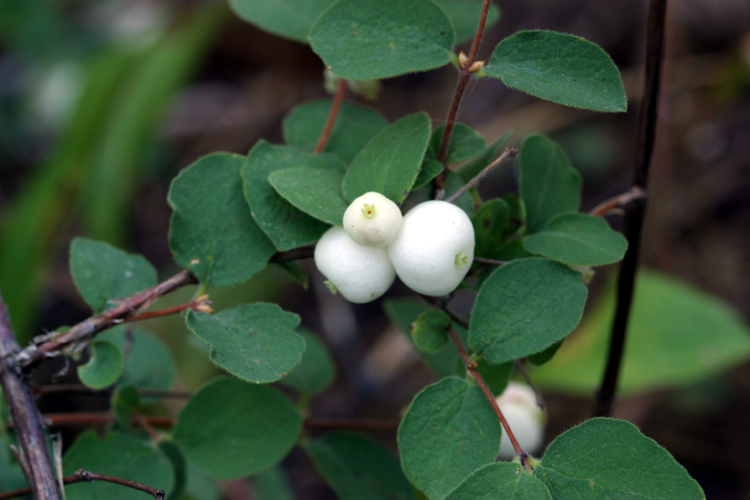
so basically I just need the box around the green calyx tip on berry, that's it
[324,280,338,295]
[361,203,375,218]
[455,252,469,268]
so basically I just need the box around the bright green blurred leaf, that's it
[77,341,123,390]
[523,213,627,266]
[305,432,416,500]
[398,377,500,500]
[228,0,334,43]
[485,30,627,112]
[282,99,388,164]
[269,167,348,226]
[519,135,581,232]
[468,258,587,365]
[536,418,704,499]
[343,112,431,203]
[168,152,276,288]
[69,237,157,314]
[242,141,342,251]
[186,303,304,384]
[427,123,486,165]
[310,0,455,80]
[445,462,551,500]
[253,467,296,500]
[531,271,750,395]
[173,377,302,479]
[279,329,336,395]
[63,431,175,500]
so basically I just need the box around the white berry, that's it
[343,192,403,247]
[495,382,545,459]
[387,200,475,296]
[314,226,395,303]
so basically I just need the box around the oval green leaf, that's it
[536,418,704,499]
[174,377,303,479]
[186,303,305,384]
[278,329,336,395]
[228,0,335,43]
[305,431,416,500]
[398,377,501,500]
[77,341,124,390]
[63,431,175,500]
[343,112,431,203]
[310,0,455,80]
[69,238,157,314]
[98,327,177,392]
[411,309,451,354]
[523,213,628,266]
[485,30,627,112]
[468,258,588,365]
[445,462,551,500]
[427,123,487,165]
[168,152,276,288]
[268,167,348,226]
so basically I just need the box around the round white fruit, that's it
[495,382,545,459]
[314,226,396,304]
[343,192,403,247]
[387,200,475,296]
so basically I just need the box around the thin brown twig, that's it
[434,0,493,197]
[314,78,347,154]
[513,360,545,411]
[270,244,315,263]
[447,327,529,469]
[589,186,646,217]
[15,270,198,369]
[32,384,192,400]
[445,148,518,203]
[0,469,165,500]
[40,413,177,429]
[305,418,400,431]
[473,257,507,267]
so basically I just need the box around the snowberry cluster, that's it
[314,192,475,303]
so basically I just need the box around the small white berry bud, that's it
[343,192,403,248]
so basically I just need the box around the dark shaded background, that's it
[1,0,749,498]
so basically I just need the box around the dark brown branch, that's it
[16,270,198,369]
[589,186,646,217]
[33,384,192,400]
[0,289,61,500]
[445,148,517,203]
[434,0,493,197]
[305,418,399,432]
[120,295,212,323]
[270,244,315,263]
[595,0,667,417]
[447,327,529,469]
[40,413,176,429]
[0,469,165,500]
[314,78,347,154]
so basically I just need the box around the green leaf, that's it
[174,377,303,479]
[475,358,512,396]
[242,141,342,251]
[343,112,431,203]
[413,159,445,190]
[228,0,335,43]
[484,30,627,112]
[63,431,175,500]
[383,298,462,378]
[433,0,501,44]
[305,432,416,500]
[445,462,551,500]
[253,467,296,500]
[527,340,562,366]
[310,0,455,80]
[445,171,475,215]
[268,167,348,226]
[160,441,187,500]
[399,377,501,500]
[0,432,28,493]
[183,462,220,500]
[472,198,511,259]
[536,418,704,499]
[274,261,309,290]
[468,258,587,365]
[168,152,276,288]
[523,213,627,266]
[530,271,750,395]
[98,328,176,391]
[282,99,388,164]
[519,135,581,232]
[69,238,157,314]
[427,123,486,165]
[411,309,451,354]
[186,303,305,384]
[457,130,513,182]
[279,329,336,395]
[77,341,123,390]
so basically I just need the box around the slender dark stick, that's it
[40,413,177,428]
[270,244,315,263]
[305,418,399,431]
[434,0,493,197]
[447,327,529,469]
[472,257,507,267]
[0,289,61,500]
[594,0,668,417]
[16,270,198,369]
[0,469,165,500]
[33,384,192,400]
[445,148,517,203]
[314,78,347,154]
[588,186,646,217]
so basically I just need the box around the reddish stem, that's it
[314,78,347,153]
[0,469,165,500]
[589,186,646,217]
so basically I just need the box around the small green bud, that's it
[455,253,469,268]
[324,280,338,295]
[361,203,376,218]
